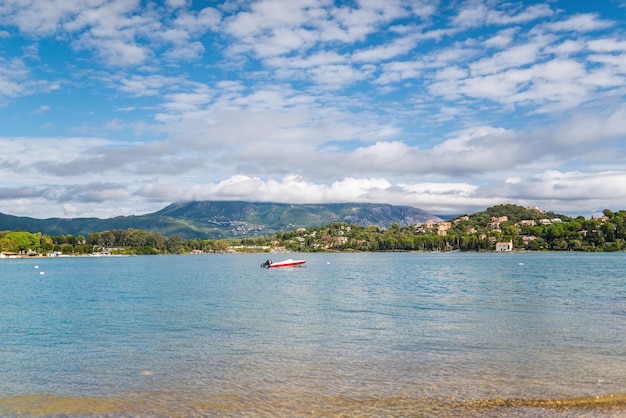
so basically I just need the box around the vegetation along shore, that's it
[2,204,626,257]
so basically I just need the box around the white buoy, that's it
[518,262,524,266]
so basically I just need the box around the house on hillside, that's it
[489,216,508,229]
[495,240,513,252]
[437,222,452,236]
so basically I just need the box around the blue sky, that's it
[1,0,626,219]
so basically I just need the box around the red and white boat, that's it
[261,258,306,268]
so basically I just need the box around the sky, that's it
[1,0,626,220]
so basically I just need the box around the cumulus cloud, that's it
[544,13,614,33]
[0,0,222,67]
[474,170,626,213]
[182,175,392,204]
[452,2,553,28]
[0,57,60,101]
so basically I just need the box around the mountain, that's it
[0,201,441,239]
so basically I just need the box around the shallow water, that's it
[1,252,625,416]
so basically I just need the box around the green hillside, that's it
[0,201,441,239]
[464,203,571,224]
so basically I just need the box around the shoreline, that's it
[2,392,625,417]
[2,247,625,259]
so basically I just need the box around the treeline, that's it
[0,229,236,255]
[2,205,626,255]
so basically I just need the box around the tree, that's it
[210,240,230,253]
[526,237,547,251]
[101,231,116,247]
[400,236,415,250]
[61,244,74,254]
[65,234,77,246]
[165,236,185,254]
[87,233,104,246]
[603,209,615,218]
[0,231,40,253]
[601,221,616,242]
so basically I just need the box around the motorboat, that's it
[260,258,306,268]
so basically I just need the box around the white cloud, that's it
[308,64,374,89]
[161,88,214,114]
[375,60,423,84]
[469,38,546,76]
[0,0,94,35]
[183,175,394,205]
[452,2,554,28]
[0,57,61,101]
[166,0,189,9]
[5,169,626,219]
[546,39,585,56]
[0,62,28,98]
[477,170,626,211]
[484,28,518,48]
[173,7,221,34]
[587,38,626,52]
[494,4,554,25]
[113,74,181,97]
[588,53,626,74]
[351,33,419,62]
[223,0,324,57]
[428,34,626,113]
[323,0,411,42]
[0,0,221,68]
[32,105,51,114]
[83,38,152,66]
[223,0,420,59]
[267,50,347,70]
[547,104,626,145]
[544,13,614,33]
[350,141,414,168]
[137,182,183,202]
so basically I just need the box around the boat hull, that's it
[261,259,306,268]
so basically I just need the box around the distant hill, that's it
[457,203,571,224]
[0,201,441,239]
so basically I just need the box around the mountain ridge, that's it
[0,201,441,239]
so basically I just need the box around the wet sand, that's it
[2,392,626,417]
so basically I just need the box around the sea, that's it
[1,252,625,417]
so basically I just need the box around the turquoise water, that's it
[1,252,625,416]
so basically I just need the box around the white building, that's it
[495,240,513,252]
